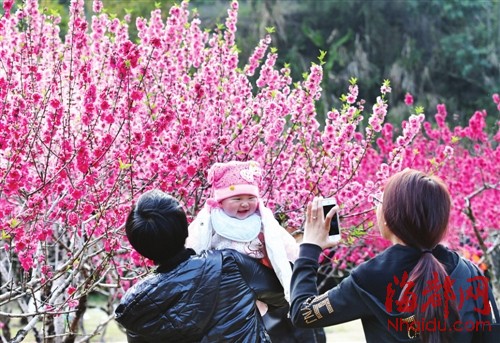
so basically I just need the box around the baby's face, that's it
[220,194,258,220]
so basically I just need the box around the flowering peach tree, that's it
[0,0,498,341]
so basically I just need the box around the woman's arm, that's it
[290,243,369,327]
[290,197,370,327]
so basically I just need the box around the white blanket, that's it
[186,200,299,303]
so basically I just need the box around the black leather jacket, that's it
[115,249,287,342]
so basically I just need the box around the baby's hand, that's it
[245,238,265,259]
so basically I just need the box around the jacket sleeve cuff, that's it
[298,243,323,262]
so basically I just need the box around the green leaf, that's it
[318,50,327,65]
[1,230,11,240]
[231,45,241,54]
[9,218,20,228]
[119,159,132,170]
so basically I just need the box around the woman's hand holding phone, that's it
[303,197,341,249]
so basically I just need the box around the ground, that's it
[95,311,367,342]
[11,308,366,342]
[105,312,366,342]
[325,319,366,342]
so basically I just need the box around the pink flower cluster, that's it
[0,0,498,330]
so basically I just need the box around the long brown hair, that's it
[382,169,459,343]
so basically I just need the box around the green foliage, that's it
[220,0,498,129]
[265,26,275,33]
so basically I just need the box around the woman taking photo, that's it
[290,168,496,343]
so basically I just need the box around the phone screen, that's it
[323,204,340,236]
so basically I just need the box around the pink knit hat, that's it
[208,161,262,202]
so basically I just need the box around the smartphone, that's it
[322,198,341,242]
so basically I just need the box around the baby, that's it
[209,192,267,260]
[186,160,298,303]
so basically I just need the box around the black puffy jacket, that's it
[115,249,287,342]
